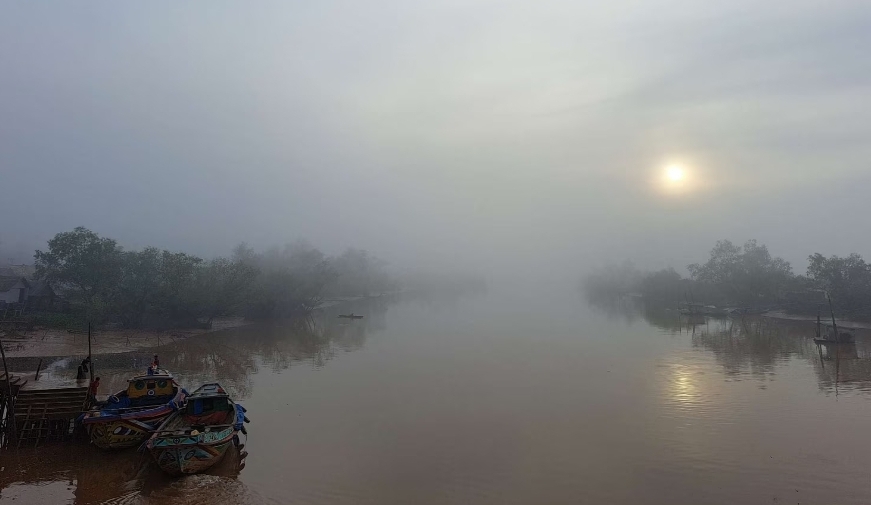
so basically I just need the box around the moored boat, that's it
[80,369,187,449]
[146,383,248,476]
[678,303,728,317]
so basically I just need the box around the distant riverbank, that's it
[763,311,871,330]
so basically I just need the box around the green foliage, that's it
[32,228,396,327]
[585,239,797,307]
[327,248,394,297]
[194,256,259,320]
[688,240,792,304]
[640,268,685,301]
[241,241,338,319]
[807,253,871,316]
[115,247,162,327]
[34,226,123,319]
[155,251,202,322]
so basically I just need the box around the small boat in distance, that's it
[80,369,187,449]
[338,313,364,319]
[678,303,728,317]
[729,307,769,316]
[813,303,855,345]
[814,329,855,345]
[146,383,248,476]
[813,338,855,345]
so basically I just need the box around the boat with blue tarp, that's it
[146,382,249,476]
[80,369,187,449]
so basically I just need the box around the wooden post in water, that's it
[34,359,42,381]
[827,295,842,391]
[827,294,839,342]
[88,321,94,384]
[0,339,16,441]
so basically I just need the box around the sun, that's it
[667,165,685,182]
[656,162,694,195]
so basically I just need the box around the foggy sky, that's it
[2,1,870,279]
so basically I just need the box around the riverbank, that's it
[763,311,871,330]
[0,317,250,358]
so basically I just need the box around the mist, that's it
[3,1,871,281]
[7,3,871,501]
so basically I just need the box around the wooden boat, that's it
[146,383,248,476]
[679,304,728,317]
[814,334,855,345]
[80,369,187,449]
[338,313,364,319]
[729,307,768,316]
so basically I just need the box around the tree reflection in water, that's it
[0,299,388,504]
[151,297,388,398]
[589,297,871,394]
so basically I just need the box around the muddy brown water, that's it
[3,290,871,504]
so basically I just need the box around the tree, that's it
[156,251,202,323]
[807,253,871,315]
[32,228,394,327]
[328,248,394,297]
[688,239,793,304]
[115,247,162,328]
[240,241,338,319]
[34,227,123,319]
[640,268,685,301]
[194,256,258,325]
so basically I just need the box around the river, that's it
[3,287,871,504]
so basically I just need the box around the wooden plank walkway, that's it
[13,386,88,447]
[1,371,89,448]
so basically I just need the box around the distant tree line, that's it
[582,239,871,319]
[33,227,395,328]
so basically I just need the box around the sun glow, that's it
[656,162,693,195]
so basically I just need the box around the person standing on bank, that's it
[89,376,100,403]
[76,357,90,380]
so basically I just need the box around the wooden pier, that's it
[0,373,89,448]
[0,324,95,449]
[0,372,25,443]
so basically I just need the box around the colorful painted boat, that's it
[80,370,187,449]
[146,383,248,476]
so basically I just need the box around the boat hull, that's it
[151,438,235,475]
[81,386,186,450]
[146,384,248,476]
[149,425,238,476]
[85,412,172,449]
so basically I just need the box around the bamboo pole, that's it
[88,321,93,384]
[827,294,839,342]
[0,339,16,441]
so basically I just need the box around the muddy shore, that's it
[0,317,249,359]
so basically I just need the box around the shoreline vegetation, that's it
[582,239,871,322]
[27,227,396,329]
[1,227,488,358]
[1,226,395,357]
